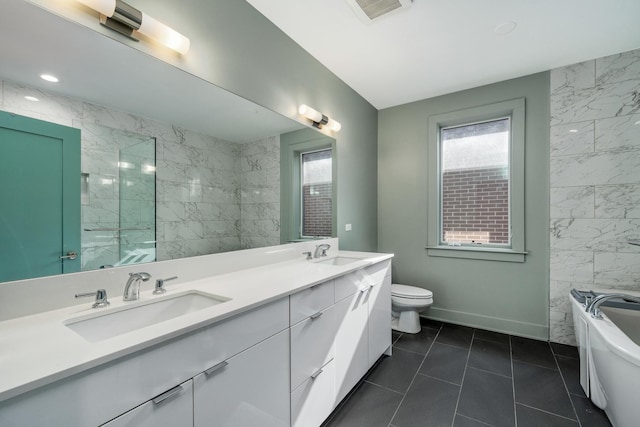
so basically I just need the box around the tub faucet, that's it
[123,272,151,301]
[586,293,640,319]
[314,243,331,258]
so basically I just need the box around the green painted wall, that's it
[378,73,551,339]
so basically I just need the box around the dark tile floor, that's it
[322,319,612,427]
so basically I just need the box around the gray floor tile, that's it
[457,367,515,427]
[473,329,510,345]
[394,326,438,355]
[454,414,494,426]
[436,323,474,349]
[366,348,424,393]
[551,342,579,359]
[322,382,403,427]
[392,374,459,427]
[556,355,585,397]
[516,404,578,427]
[420,342,469,385]
[392,330,403,345]
[420,317,443,330]
[513,361,576,419]
[511,336,557,369]
[570,394,612,427]
[468,339,512,377]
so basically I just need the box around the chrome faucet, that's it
[123,272,151,301]
[314,243,331,258]
[586,293,640,319]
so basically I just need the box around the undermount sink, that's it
[65,291,229,342]
[315,256,364,266]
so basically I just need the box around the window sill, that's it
[425,246,527,263]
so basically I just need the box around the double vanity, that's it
[0,239,393,427]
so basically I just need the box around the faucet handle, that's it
[75,289,110,308]
[154,276,178,294]
[302,252,312,260]
[131,272,152,281]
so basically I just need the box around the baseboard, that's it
[425,307,549,341]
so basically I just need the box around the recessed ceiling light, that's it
[569,129,579,133]
[40,74,59,83]
[24,96,39,102]
[494,21,517,35]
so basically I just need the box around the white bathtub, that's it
[571,290,640,427]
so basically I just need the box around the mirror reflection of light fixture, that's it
[76,0,190,55]
[298,104,342,132]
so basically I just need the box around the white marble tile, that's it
[595,114,640,152]
[80,123,121,153]
[550,318,576,346]
[596,49,640,86]
[87,174,117,200]
[594,252,640,287]
[201,185,239,205]
[157,201,188,222]
[82,102,139,132]
[82,148,118,176]
[595,184,640,219]
[241,186,280,204]
[550,280,575,317]
[156,159,188,183]
[550,150,640,187]
[158,181,190,202]
[82,200,119,224]
[550,186,594,219]
[550,60,595,94]
[550,218,640,252]
[203,220,238,238]
[550,251,594,284]
[550,122,594,157]
[2,81,83,124]
[164,221,206,241]
[550,80,640,125]
[241,202,280,221]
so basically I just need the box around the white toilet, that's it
[391,284,433,334]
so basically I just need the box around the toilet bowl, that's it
[391,284,433,334]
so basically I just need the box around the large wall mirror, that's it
[0,0,334,282]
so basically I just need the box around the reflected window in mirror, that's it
[300,148,332,238]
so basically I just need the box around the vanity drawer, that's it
[334,260,391,302]
[290,304,336,391]
[290,280,334,325]
[290,359,336,427]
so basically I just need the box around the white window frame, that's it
[426,98,527,262]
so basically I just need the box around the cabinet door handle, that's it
[310,368,324,380]
[152,385,183,405]
[310,283,322,290]
[204,360,229,376]
[310,311,323,320]
[360,285,372,293]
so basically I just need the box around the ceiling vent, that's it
[346,0,412,22]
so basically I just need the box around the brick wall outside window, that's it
[302,182,332,237]
[442,166,509,244]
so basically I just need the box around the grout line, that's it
[463,365,513,380]
[386,324,442,427]
[362,380,406,396]
[450,328,474,427]
[416,372,463,388]
[391,345,430,357]
[516,402,579,422]
[456,413,496,427]
[550,341,583,427]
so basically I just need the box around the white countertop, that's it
[0,250,392,402]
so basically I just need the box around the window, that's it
[427,99,526,262]
[280,129,336,243]
[301,149,333,238]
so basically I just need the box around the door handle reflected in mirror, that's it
[59,251,78,260]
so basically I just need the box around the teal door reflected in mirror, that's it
[0,111,81,281]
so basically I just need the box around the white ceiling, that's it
[0,0,303,142]
[247,0,640,109]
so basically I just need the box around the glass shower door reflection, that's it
[118,139,156,266]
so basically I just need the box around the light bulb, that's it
[138,13,190,55]
[77,0,116,17]
[298,104,323,123]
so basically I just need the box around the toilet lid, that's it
[391,284,432,298]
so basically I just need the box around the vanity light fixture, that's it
[76,0,190,55]
[24,96,40,102]
[298,104,342,132]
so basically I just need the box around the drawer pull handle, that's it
[205,360,229,376]
[360,285,373,293]
[310,283,322,289]
[153,385,183,405]
[310,311,323,320]
[310,368,324,380]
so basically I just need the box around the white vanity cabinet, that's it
[101,380,194,427]
[193,329,290,427]
[290,259,392,426]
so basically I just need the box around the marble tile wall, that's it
[1,79,280,269]
[549,48,640,345]
[239,136,281,249]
